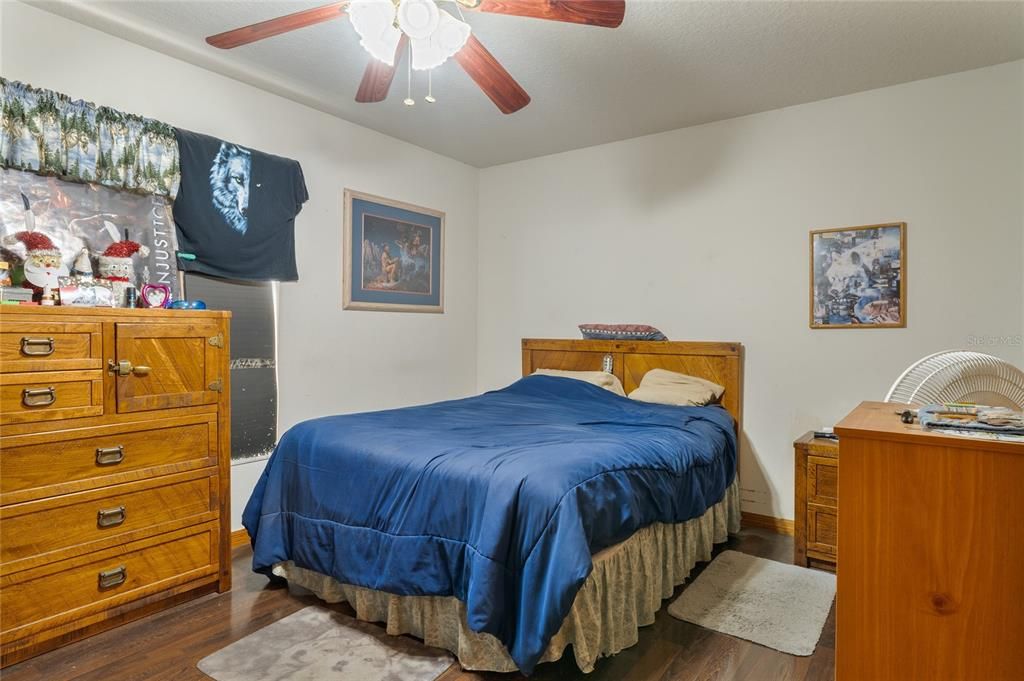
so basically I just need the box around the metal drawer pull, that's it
[22,387,56,407]
[98,565,127,589]
[20,337,55,356]
[95,446,125,466]
[97,505,127,528]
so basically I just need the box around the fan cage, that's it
[885,350,1024,409]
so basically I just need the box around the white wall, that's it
[477,61,1024,520]
[4,1,1022,526]
[2,1,480,529]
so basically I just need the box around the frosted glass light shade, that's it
[361,28,402,64]
[350,0,472,71]
[409,8,471,70]
[396,0,440,40]
[349,0,402,65]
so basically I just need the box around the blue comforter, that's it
[243,375,736,674]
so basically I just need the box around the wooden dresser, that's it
[793,432,838,571]
[0,306,231,666]
[835,401,1024,681]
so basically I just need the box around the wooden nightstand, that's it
[794,431,838,570]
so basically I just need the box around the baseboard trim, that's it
[230,528,250,549]
[741,512,795,536]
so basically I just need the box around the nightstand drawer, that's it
[807,455,838,508]
[808,505,837,557]
[1,470,217,568]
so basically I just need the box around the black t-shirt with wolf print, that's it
[173,129,308,282]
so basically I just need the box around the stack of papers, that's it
[919,404,1024,436]
[977,407,1024,428]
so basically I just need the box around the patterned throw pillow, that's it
[578,324,668,341]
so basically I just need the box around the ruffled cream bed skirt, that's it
[273,479,741,674]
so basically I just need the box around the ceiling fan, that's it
[206,0,625,114]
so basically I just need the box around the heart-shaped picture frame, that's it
[140,283,171,308]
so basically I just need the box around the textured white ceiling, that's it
[26,0,1024,167]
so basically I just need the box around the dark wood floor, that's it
[4,528,834,681]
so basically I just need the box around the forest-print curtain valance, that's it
[0,78,180,198]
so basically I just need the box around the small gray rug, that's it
[198,606,454,681]
[667,550,835,656]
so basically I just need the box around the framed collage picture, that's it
[343,189,444,313]
[810,222,906,328]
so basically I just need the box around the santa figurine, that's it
[71,248,94,280]
[97,239,150,307]
[2,231,67,300]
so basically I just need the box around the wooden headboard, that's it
[521,339,744,433]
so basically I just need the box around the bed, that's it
[243,339,744,674]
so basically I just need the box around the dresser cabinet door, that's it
[114,322,224,413]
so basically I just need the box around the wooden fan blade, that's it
[355,35,409,103]
[206,2,347,49]
[454,35,531,114]
[473,0,624,28]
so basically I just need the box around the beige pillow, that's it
[532,369,626,397]
[628,368,725,407]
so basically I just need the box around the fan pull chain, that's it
[404,52,414,106]
[425,71,436,104]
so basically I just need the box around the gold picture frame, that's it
[809,222,906,329]
[342,188,445,313]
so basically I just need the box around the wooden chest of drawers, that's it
[794,432,838,570]
[835,401,1024,681]
[0,307,231,667]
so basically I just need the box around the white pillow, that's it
[532,369,626,397]
[628,368,724,407]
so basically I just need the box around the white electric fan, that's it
[885,350,1024,409]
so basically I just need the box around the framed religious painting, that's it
[343,189,444,313]
[810,222,906,329]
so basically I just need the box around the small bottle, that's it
[124,285,138,308]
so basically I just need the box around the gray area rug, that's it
[198,606,454,681]
[667,550,835,656]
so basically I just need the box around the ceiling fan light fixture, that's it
[349,0,402,65]
[397,0,440,40]
[360,28,403,64]
[409,9,471,70]
[433,11,472,53]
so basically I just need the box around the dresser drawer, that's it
[1,417,217,505]
[1,470,217,569]
[0,371,103,426]
[1,523,219,643]
[0,322,103,373]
